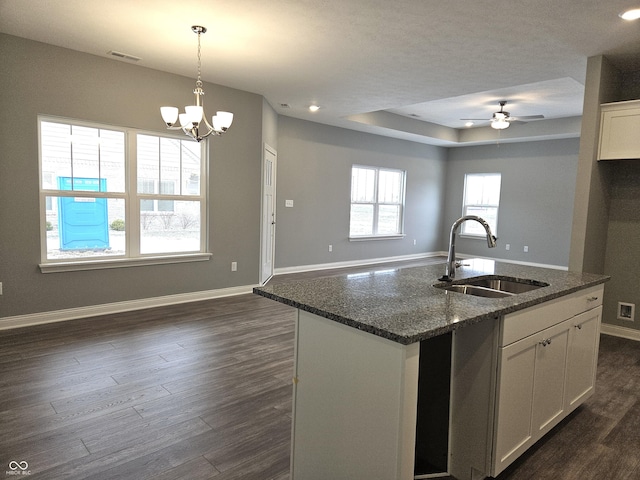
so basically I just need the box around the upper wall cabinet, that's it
[598,100,640,160]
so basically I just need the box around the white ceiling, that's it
[2,0,640,146]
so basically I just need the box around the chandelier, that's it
[160,26,233,142]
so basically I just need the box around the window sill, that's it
[39,253,212,273]
[349,234,406,242]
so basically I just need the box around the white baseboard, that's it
[600,323,640,342]
[274,252,446,275]
[0,284,257,331]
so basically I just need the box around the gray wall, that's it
[0,34,265,317]
[274,116,447,269]
[603,161,640,329]
[443,139,580,267]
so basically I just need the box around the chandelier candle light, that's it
[160,26,233,142]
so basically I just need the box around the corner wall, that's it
[274,116,447,269]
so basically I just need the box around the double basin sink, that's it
[434,276,549,298]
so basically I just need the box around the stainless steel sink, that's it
[434,276,549,298]
[462,277,549,294]
[442,284,513,298]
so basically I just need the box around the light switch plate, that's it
[285,200,294,207]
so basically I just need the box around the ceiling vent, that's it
[107,51,141,62]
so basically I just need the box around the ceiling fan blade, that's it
[510,114,545,120]
[460,118,491,121]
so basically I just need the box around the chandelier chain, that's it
[195,31,203,90]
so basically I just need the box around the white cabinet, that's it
[565,308,602,411]
[490,285,603,477]
[598,100,640,160]
[492,319,572,474]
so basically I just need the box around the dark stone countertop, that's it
[253,258,609,345]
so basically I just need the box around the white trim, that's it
[274,252,445,275]
[600,323,640,342]
[0,283,256,331]
[39,253,212,273]
[349,234,406,241]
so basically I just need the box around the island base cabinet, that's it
[490,286,603,477]
[290,310,420,480]
[492,320,571,476]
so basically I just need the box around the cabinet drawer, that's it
[500,285,604,346]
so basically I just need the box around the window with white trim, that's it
[39,117,206,264]
[461,173,501,236]
[349,165,406,238]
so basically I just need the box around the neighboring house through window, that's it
[349,165,406,238]
[39,117,206,265]
[461,173,501,236]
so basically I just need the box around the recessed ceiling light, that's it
[308,105,320,112]
[619,8,640,20]
[465,121,474,127]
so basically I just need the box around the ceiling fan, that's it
[462,101,544,129]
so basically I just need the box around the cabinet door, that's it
[565,307,602,411]
[492,320,571,477]
[531,321,571,436]
[492,337,537,476]
[599,105,640,160]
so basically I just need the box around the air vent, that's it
[280,103,291,109]
[107,51,141,62]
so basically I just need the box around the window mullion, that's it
[128,131,140,257]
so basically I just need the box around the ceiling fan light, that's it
[620,8,640,20]
[491,119,510,130]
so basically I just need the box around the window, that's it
[39,117,206,266]
[461,173,501,236]
[350,165,406,238]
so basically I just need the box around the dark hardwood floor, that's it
[1,258,639,479]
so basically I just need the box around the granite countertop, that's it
[253,258,609,345]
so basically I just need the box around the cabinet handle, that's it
[575,324,583,330]
[587,296,599,302]
[540,339,552,347]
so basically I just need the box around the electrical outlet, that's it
[413,239,417,246]
[231,262,237,272]
[328,245,333,252]
[618,302,635,321]
[505,244,510,251]
[523,245,529,253]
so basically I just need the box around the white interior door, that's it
[261,144,277,284]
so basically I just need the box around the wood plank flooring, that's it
[1,258,639,479]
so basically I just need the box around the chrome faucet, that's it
[439,215,497,281]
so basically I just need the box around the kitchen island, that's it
[254,259,609,480]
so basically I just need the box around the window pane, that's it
[462,206,498,235]
[378,170,402,204]
[40,121,125,193]
[351,167,376,203]
[182,141,201,195]
[160,137,181,194]
[377,205,400,234]
[349,204,374,236]
[140,200,201,254]
[45,196,126,259]
[138,134,160,190]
